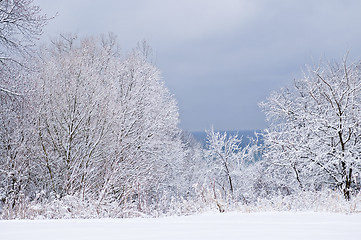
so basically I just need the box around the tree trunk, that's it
[343,168,352,201]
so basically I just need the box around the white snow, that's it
[1,211,361,240]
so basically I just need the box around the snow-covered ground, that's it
[1,211,361,240]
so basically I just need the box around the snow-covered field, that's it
[1,212,361,240]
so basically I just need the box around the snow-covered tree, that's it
[0,0,48,217]
[31,35,185,214]
[204,128,262,206]
[33,35,116,199]
[260,57,361,200]
[0,0,48,94]
[0,0,48,61]
[0,68,35,218]
[102,46,185,210]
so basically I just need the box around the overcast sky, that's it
[34,0,361,131]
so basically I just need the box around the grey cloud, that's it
[34,0,361,131]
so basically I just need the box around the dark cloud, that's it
[34,0,361,131]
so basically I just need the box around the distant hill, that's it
[191,130,262,148]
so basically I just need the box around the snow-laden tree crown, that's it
[261,58,361,200]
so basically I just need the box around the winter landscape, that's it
[2,0,361,239]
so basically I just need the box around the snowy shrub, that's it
[239,190,361,213]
